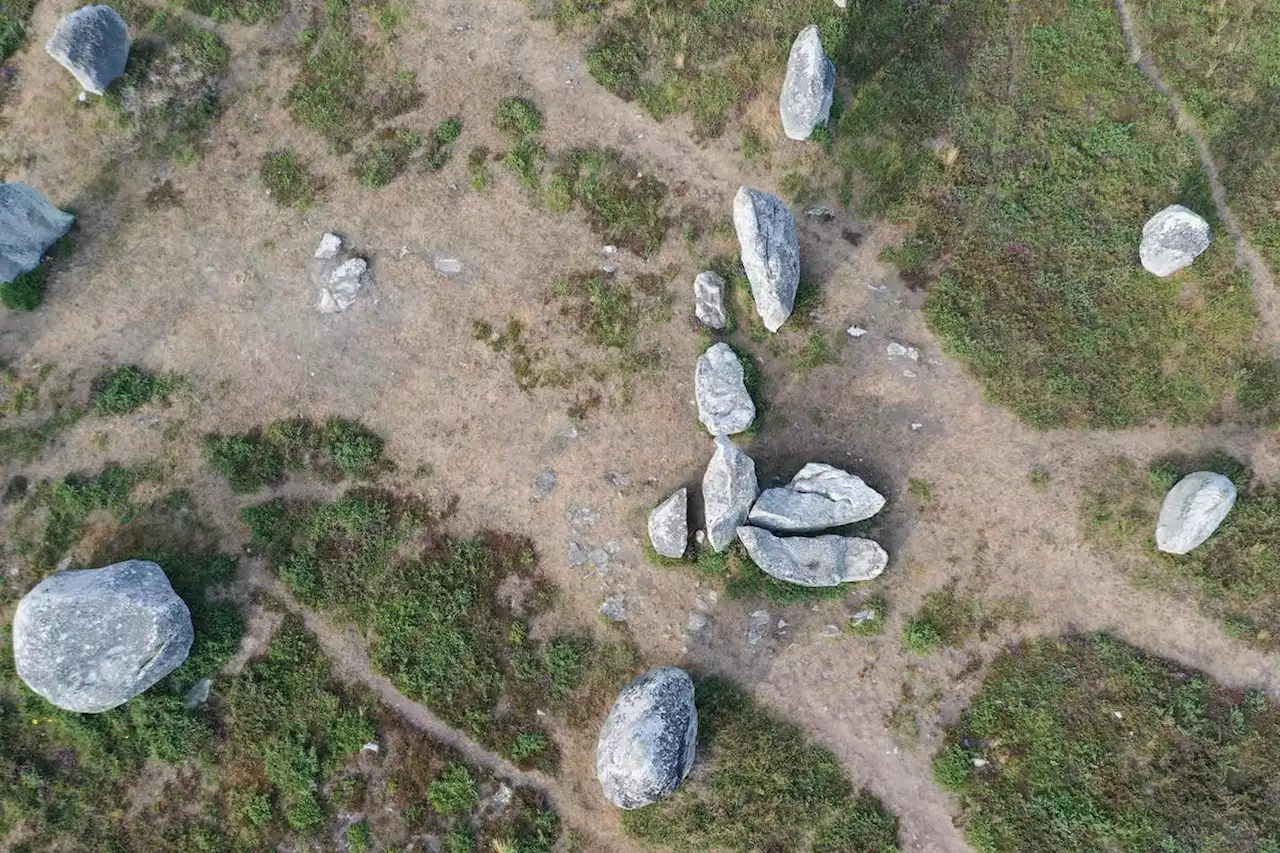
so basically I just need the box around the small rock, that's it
[695,343,756,436]
[1140,204,1212,277]
[596,667,698,810]
[648,488,689,559]
[777,618,788,630]
[806,207,836,220]
[972,758,988,768]
[1155,471,1236,555]
[46,5,130,95]
[314,232,341,259]
[737,526,888,587]
[569,506,601,528]
[851,607,878,626]
[847,325,868,338]
[600,597,627,623]
[568,541,588,567]
[746,609,771,646]
[318,258,368,314]
[820,624,842,638]
[0,184,75,284]
[362,742,380,753]
[903,369,917,378]
[492,783,513,807]
[887,341,919,361]
[910,422,923,431]
[605,471,632,487]
[533,470,558,501]
[434,257,464,276]
[695,530,707,545]
[588,548,612,568]
[183,677,212,710]
[733,187,800,332]
[685,612,708,633]
[703,436,759,552]
[694,271,728,330]
[779,25,835,141]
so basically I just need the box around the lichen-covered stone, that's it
[779,25,835,141]
[733,187,799,333]
[1140,204,1212,277]
[0,184,74,284]
[46,5,130,95]
[648,488,688,559]
[703,436,758,552]
[737,526,887,587]
[695,343,755,436]
[596,667,697,809]
[694,270,727,329]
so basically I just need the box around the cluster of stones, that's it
[313,232,371,313]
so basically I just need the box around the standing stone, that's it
[596,667,698,810]
[0,185,75,284]
[1156,471,1236,555]
[694,271,728,330]
[695,343,756,436]
[703,435,758,552]
[737,526,887,586]
[733,187,799,332]
[648,488,689,559]
[46,5,130,95]
[779,25,836,141]
[13,560,193,713]
[1140,205,1212,277]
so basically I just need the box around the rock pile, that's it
[596,667,698,809]
[0,184,75,284]
[313,233,370,313]
[46,5,130,96]
[1156,471,1236,555]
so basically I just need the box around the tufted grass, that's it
[202,416,387,492]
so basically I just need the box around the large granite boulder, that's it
[695,343,755,436]
[0,184,75,284]
[733,187,799,332]
[46,5,131,95]
[703,435,758,552]
[596,666,698,809]
[1155,471,1236,555]
[779,25,835,141]
[737,526,887,586]
[1140,204,1212,277]
[13,560,193,713]
[748,463,884,532]
[648,488,688,559]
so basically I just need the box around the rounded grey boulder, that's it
[596,666,697,810]
[46,5,131,96]
[1140,204,1211,277]
[737,526,888,586]
[779,25,835,141]
[703,435,759,552]
[13,560,194,713]
[1156,471,1236,555]
[695,343,756,436]
[0,184,75,284]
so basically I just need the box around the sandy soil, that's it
[4,1,1280,851]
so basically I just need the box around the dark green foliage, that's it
[260,150,322,208]
[354,127,422,188]
[0,407,83,466]
[548,148,668,256]
[0,0,35,60]
[938,634,1280,851]
[1,267,48,311]
[495,96,544,138]
[202,431,285,492]
[422,118,463,171]
[90,365,176,415]
[550,270,672,352]
[902,583,1022,655]
[504,137,546,192]
[622,677,899,852]
[181,0,279,22]
[468,145,491,189]
[202,416,386,492]
[428,764,479,815]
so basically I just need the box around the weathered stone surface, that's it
[703,436,758,552]
[596,667,697,810]
[317,258,368,313]
[0,184,75,284]
[789,463,885,520]
[733,187,799,333]
[737,526,887,586]
[749,489,860,533]
[13,560,193,713]
[46,5,130,95]
[694,271,728,329]
[314,232,341,259]
[695,343,755,436]
[648,488,688,559]
[1156,471,1236,555]
[1140,204,1212,277]
[779,25,835,141]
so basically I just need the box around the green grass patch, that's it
[495,96,544,137]
[937,633,1280,851]
[181,0,279,22]
[547,148,668,256]
[468,145,491,189]
[90,365,179,415]
[260,150,323,208]
[0,0,35,61]
[846,597,887,636]
[353,127,422,188]
[622,677,899,851]
[1082,452,1280,649]
[202,416,386,492]
[903,582,1023,655]
[422,117,463,171]
[551,269,672,353]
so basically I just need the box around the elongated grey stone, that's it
[749,488,860,533]
[733,187,799,332]
[1156,471,1236,555]
[648,488,688,559]
[695,343,755,436]
[46,5,130,95]
[703,436,758,552]
[779,25,835,141]
[694,270,728,329]
[0,184,75,284]
[1140,204,1211,277]
[737,526,887,586]
[596,667,697,809]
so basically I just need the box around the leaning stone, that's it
[788,463,885,521]
[13,560,193,713]
[1156,471,1236,555]
[703,435,758,552]
[596,667,698,809]
[0,184,75,284]
[779,25,836,141]
[733,187,799,332]
[1140,204,1212,277]
[737,526,887,586]
[694,271,728,329]
[46,5,130,95]
[648,488,688,559]
[695,343,756,436]
[749,488,861,533]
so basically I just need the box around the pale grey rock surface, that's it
[314,232,341,259]
[596,667,697,810]
[1140,204,1212,277]
[703,436,758,552]
[733,187,799,332]
[1155,471,1236,555]
[789,463,885,520]
[694,270,728,329]
[737,526,888,586]
[779,25,835,140]
[748,488,860,533]
[46,5,130,95]
[648,488,688,559]
[317,258,368,313]
[0,184,74,284]
[695,343,755,436]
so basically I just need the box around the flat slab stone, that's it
[737,526,887,586]
[733,187,799,333]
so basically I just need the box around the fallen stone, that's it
[648,488,688,559]
[779,25,836,141]
[703,435,758,552]
[847,325,868,338]
[820,624,842,638]
[317,258,368,314]
[887,341,919,361]
[787,463,885,520]
[13,560,193,713]
[749,488,862,533]
[0,184,75,284]
[596,667,698,809]
[532,470,558,501]
[737,526,888,587]
[1140,204,1212,277]
[568,541,588,567]
[600,597,627,623]
[694,270,728,330]
[1155,471,1236,555]
[434,257,464,277]
[746,609,771,646]
[314,232,341,259]
[733,187,799,332]
[695,343,756,436]
[46,5,130,95]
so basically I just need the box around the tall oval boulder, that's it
[733,187,799,332]
[1156,471,1236,555]
[0,184,75,284]
[46,5,131,96]
[13,560,194,713]
[780,25,835,141]
[1139,204,1211,277]
[703,435,759,552]
[695,342,755,436]
[596,666,698,809]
